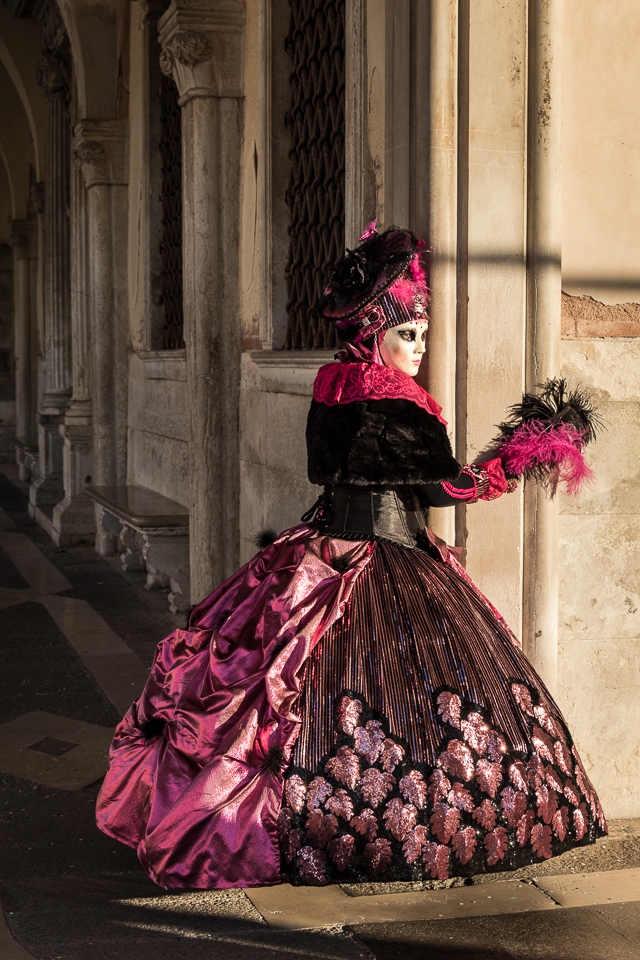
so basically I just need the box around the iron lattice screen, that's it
[159,72,184,351]
[284,0,345,349]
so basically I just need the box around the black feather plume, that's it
[331,555,350,574]
[262,746,284,774]
[140,717,167,739]
[494,378,603,447]
[253,528,279,550]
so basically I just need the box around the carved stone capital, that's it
[158,1,245,103]
[72,121,128,187]
[9,219,38,260]
[37,48,71,99]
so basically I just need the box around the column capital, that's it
[37,48,71,100]
[9,219,38,260]
[158,0,245,104]
[72,121,128,188]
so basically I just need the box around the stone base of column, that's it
[29,396,69,515]
[51,497,96,545]
[0,403,15,464]
[14,438,39,482]
[29,468,64,515]
[50,408,96,546]
[16,455,32,483]
[94,501,117,557]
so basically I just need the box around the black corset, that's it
[321,485,429,550]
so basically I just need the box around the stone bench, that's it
[87,484,190,615]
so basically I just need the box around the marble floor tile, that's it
[0,711,115,790]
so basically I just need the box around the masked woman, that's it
[96,224,606,889]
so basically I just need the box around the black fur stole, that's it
[307,398,461,487]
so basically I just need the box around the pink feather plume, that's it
[499,421,595,497]
[387,266,430,308]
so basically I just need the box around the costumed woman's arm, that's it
[419,378,603,507]
[417,458,516,508]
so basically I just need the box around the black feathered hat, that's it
[317,222,428,343]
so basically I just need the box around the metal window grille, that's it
[159,72,184,351]
[284,0,345,349]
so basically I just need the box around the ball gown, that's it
[96,360,607,889]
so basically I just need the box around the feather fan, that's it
[492,378,603,497]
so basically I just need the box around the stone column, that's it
[459,0,528,636]
[159,1,245,600]
[523,0,564,692]
[73,121,129,555]
[51,155,95,545]
[9,220,38,481]
[30,47,73,513]
[426,0,459,547]
[344,0,375,248]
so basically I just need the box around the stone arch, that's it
[0,59,34,219]
[0,4,45,180]
[56,0,119,119]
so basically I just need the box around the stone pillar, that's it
[9,220,38,481]
[459,0,528,636]
[344,0,375,248]
[51,156,95,545]
[523,0,564,691]
[73,121,129,555]
[426,0,459,547]
[159,1,245,600]
[30,47,73,513]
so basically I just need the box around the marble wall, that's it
[557,339,640,817]
[126,351,189,507]
[562,0,640,305]
[556,1,640,818]
[238,352,332,565]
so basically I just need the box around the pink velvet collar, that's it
[313,361,447,426]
